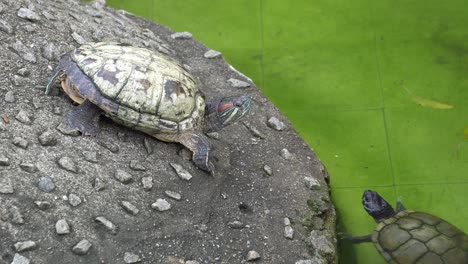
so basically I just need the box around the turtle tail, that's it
[45,53,72,95]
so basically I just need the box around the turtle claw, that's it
[66,100,102,137]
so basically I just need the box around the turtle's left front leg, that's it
[177,132,215,174]
[338,233,372,244]
[67,99,102,136]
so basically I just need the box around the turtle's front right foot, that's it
[66,100,102,136]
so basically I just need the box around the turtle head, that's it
[362,190,396,222]
[204,95,251,132]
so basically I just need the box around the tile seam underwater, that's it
[259,0,265,89]
[333,180,468,190]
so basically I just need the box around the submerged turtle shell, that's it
[69,42,205,134]
[372,210,468,264]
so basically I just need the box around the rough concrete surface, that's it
[0,0,337,263]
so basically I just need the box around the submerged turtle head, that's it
[204,95,251,132]
[362,190,396,222]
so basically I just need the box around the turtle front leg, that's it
[177,132,214,174]
[67,99,102,136]
[338,233,372,244]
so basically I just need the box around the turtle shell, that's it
[372,210,468,264]
[69,42,205,134]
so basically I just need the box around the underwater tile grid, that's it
[107,0,468,263]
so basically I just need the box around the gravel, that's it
[72,239,92,255]
[56,219,71,234]
[37,177,55,192]
[170,163,192,181]
[151,199,171,211]
[267,117,286,131]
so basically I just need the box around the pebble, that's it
[143,137,153,154]
[243,122,265,139]
[9,206,24,224]
[38,177,55,192]
[95,216,118,234]
[11,40,36,63]
[227,220,245,229]
[17,8,41,21]
[114,169,133,184]
[71,32,86,44]
[92,177,107,191]
[15,110,31,124]
[56,219,70,234]
[11,254,30,264]
[56,123,80,137]
[0,177,14,194]
[204,49,222,59]
[164,190,182,201]
[17,68,30,77]
[0,19,13,34]
[14,241,36,252]
[284,226,294,239]
[121,201,139,215]
[42,42,60,61]
[19,163,37,173]
[151,198,171,212]
[186,261,200,264]
[58,157,78,173]
[13,137,29,149]
[141,176,153,191]
[72,239,92,255]
[129,160,146,171]
[263,165,273,176]
[68,193,82,207]
[170,163,192,181]
[206,132,220,139]
[82,151,98,163]
[99,140,119,153]
[267,117,286,131]
[295,260,319,264]
[308,230,335,257]
[0,155,10,166]
[38,129,58,146]
[41,10,56,21]
[170,31,192,39]
[11,75,24,86]
[5,91,15,103]
[124,252,141,263]
[228,64,253,83]
[34,201,52,210]
[246,250,261,261]
[284,217,291,226]
[304,176,321,190]
[280,148,293,160]
[227,78,250,88]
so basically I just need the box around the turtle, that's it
[45,42,251,174]
[340,190,468,264]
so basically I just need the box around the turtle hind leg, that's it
[66,100,102,136]
[338,233,372,244]
[176,132,214,174]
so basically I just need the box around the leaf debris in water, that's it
[411,96,454,109]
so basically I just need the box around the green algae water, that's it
[106,1,468,263]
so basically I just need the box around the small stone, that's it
[204,49,222,59]
[243,121,265,139]
[83,151,98,163]
[170,163,192,181]
[246,250,261,261]
[38,177,55,192]
[11,254,30,264]
[72,239,92,255]
[227,220,245,229]
[34,201,52,210]
[17,68,30,77]
[186,261,200,264]
[114,169,133,184]
[121,201,139,215]
[99,140,119,153]
[11,75,24,86]
[56,219,70,234]
[58,157,78,173]
[263,165,273,176]
[71,32,86,44]
[284,217,291,226]
[42,42,60,61]
[267,117,286,131]
[56,122,80,136]
[14,241,36,252]
[284,226,294,239]
[13,137,28,149]
[0,177,14,194]
[38,130,58,146]
[17,8,41,21]
[19,163,37,173]
[92,178,107,191]
[15,110,31,124]
[68,193,82,207]
[170,31,192,39]
[304,176,321,190]
[53,107,62,115]
[11,40,36,63]
[0,19,13,34]
[151,198,171,212]
[143,137,153,154]
[308,230,335,257]
[9,206,24,224]
[5,91,15,103]
[42,10,56,20]
[206,132,220,139]
[32,97,41,109]
[129,160,146,171]
[228,64,253,83]
[95,216,118,234]
[141,176,153,191]
[227,78,251,88]
[280,148,293,160]
[164,190,182,201]
[0,155,10,166]
[124,252,141,263]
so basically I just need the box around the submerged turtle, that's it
[46,42,250,173]
[341,190,468,264]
